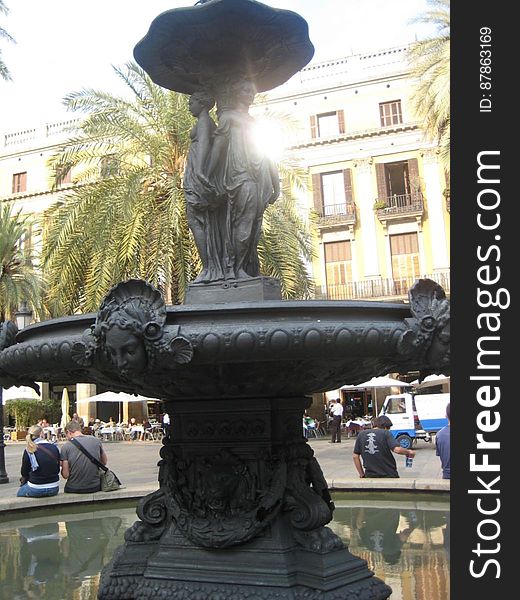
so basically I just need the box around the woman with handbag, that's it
[17,424,61,497]
[60,420,109,493]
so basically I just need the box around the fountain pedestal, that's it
[99,397,392,599]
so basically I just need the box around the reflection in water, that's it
[0,510,128,599]
[330,500,450,600]
[0,497,449,599]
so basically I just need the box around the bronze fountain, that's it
[0,1,450,598]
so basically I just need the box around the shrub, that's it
[4,398,58,430]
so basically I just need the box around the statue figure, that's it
[187,77,280,282]
[183,91,224,283]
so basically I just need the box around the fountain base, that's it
[99,517,391,599]
[98,396,391,599]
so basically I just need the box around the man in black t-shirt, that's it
[353,416,415,478]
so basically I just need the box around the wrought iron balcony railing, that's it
[315,271,450,301]
[376,192,424,219]
[316,202,356,227]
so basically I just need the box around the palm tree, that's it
[43,62,314,314]
[407,0,450,172]
[0,1,14,81]
[0,203,44,321]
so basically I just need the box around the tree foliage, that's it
[4,397,61,430]
[43,63,315,314]
[0,203,45,321]
[0,0,14,81]
[408,0,450,172]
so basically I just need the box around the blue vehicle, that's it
[379,392,449,449]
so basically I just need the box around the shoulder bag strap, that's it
[70,437,107,472]
[36,443,60,465]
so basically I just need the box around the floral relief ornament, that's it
[71,279,193,376]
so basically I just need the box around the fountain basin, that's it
[0,494,450,600]
[4,299,424,400]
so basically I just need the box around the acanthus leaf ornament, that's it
[397,278,450,379]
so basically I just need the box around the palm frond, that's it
[42,62,315,312]
[407,0,450,172]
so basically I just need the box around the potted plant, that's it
[373,198,387,210]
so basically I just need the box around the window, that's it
[390,233,420,293]
[385,397,407,414]
[318,112,340,137]
[312,169,354,218]
[385,161,410,197]
[12,172,27,194]
[379,100,402,127]
[375,159,421,209]
[310,110,345,138]
[321,172,347,216]
[324,241,352,298]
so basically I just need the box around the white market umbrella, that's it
[76,391,157,423]
[411,374,450,389]
[60,388,71,428]
[76,391,156,404]
[341,376,411,390]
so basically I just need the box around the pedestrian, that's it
[435,402,450,479]
[17,424,61,498]
[329,398,344,443]
[353,415,415,478]
[60,420,108,494]
[71,412,85,429]
[162,412,170,436]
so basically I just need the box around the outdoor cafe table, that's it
[343,418,371,436]
[99,426,124,440]
[43,426,60,441]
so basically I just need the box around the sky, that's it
[0,0,436,132]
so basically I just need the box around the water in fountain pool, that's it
[0,493,449,599]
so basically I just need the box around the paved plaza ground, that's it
[0,435,448,513]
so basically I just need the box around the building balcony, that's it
[315,270,450,301]
[375,192,425,227]
[316,202,356,229]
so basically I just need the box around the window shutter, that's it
[343,169,353,203]
[310,115,317,139]
[337,110,346,134]
[375,163,387,200]
[312,173,323,212]
[408,158,420,191]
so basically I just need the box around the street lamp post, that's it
[15,301,33,331]
[0,304,34,484]
[0,387,8,484]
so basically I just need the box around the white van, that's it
[379,392,449,448]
